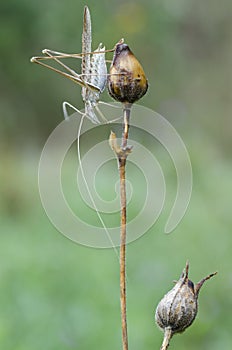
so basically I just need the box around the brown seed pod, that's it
[108,39,148,104]
[155,261,217,349]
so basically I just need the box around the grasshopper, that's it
[31,6,115,123]
[31,6,122,254]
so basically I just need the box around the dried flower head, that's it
[108,39,148,104]
[155,261,217,350]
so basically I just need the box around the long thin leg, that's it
[44,50,110,82]
[30,56,87,87]
[94,105,108,123]
[42,49,82,59]
[31,47,115,62]
[99,101,122,109]
[31,55,100,91]
[98,101,123,124]
[62,101,84,121]
[63,101,100,125]
[43,49,82,78]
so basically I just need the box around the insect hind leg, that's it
[62,101,84,121]
[63,101,101,125]
[98,101,123,124]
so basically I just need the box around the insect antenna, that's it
[76,111,120,258]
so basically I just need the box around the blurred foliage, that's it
[0,0,232,349]
[1,150,232,349]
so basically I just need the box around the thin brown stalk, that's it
[119,157,128,350]
[161,328,173,350]
[119,105,131,350]
[109,105,132,350]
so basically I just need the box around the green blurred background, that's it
[0,0,231,349]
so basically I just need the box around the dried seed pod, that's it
[108,39,148,104]
[155,261,217,349]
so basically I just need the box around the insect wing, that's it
[89,43,107,93]
[82,6,92,101]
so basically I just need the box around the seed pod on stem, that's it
[108,39,148,154]
[108,40,148,350]
[108,39,148,107]
[155,261,217,350]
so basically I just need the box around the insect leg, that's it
[62,101,84,121]
[41,49,82,59]
[42,49,81,78]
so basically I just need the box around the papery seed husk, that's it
[155,278,197,334]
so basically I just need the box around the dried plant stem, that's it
[119,106,131,350]
[121,106,131,148]
[160,328,173,350]
[119,157,128,350]
[109,104,132,350]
